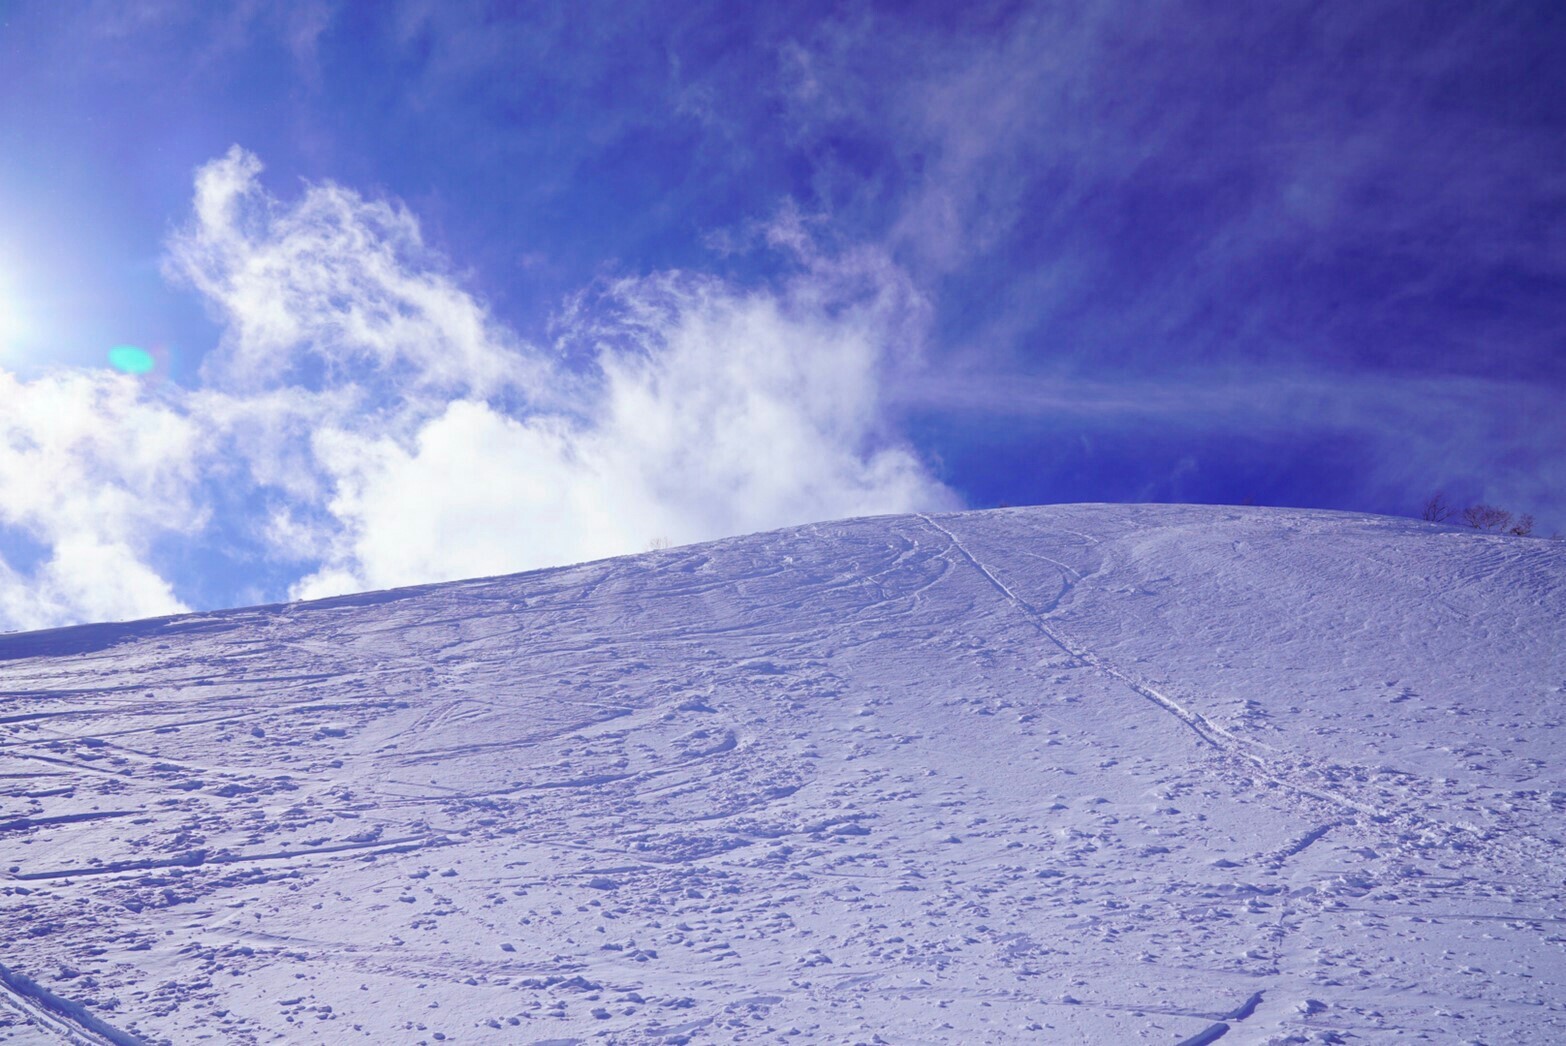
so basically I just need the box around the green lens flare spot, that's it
[108,345,155,374]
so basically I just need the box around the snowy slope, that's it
[1,505,1563,1045]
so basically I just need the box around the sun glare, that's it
[0,269,19,357]
[0,256,37,367]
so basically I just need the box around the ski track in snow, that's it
[1,504,1564,1044]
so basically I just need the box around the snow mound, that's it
[1,504,1563,1043]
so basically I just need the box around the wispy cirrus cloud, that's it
[166,146,549,402]
[770,3,1566,381]
[896,365,1565,524]
[760,3,1565,522]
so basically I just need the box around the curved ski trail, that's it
[917,513,1384,822]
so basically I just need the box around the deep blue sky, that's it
[0,1,1562,626]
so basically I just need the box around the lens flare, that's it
[108,344,156,375]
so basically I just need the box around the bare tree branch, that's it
[1461,504,1513,531]
[1420,492,1450,523]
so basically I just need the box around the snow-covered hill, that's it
[1,505,1563,1044]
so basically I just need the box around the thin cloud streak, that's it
[894,367,1564,528]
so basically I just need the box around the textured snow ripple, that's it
[0,505,1562,1043]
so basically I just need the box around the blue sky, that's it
[0,1,1562,628]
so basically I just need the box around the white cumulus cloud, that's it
[0,147,956,628]
[0,370,201,630]
[288,261,955,598]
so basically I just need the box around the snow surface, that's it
[0,504,1563,1045]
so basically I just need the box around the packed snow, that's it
[0,504,1563,1044]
